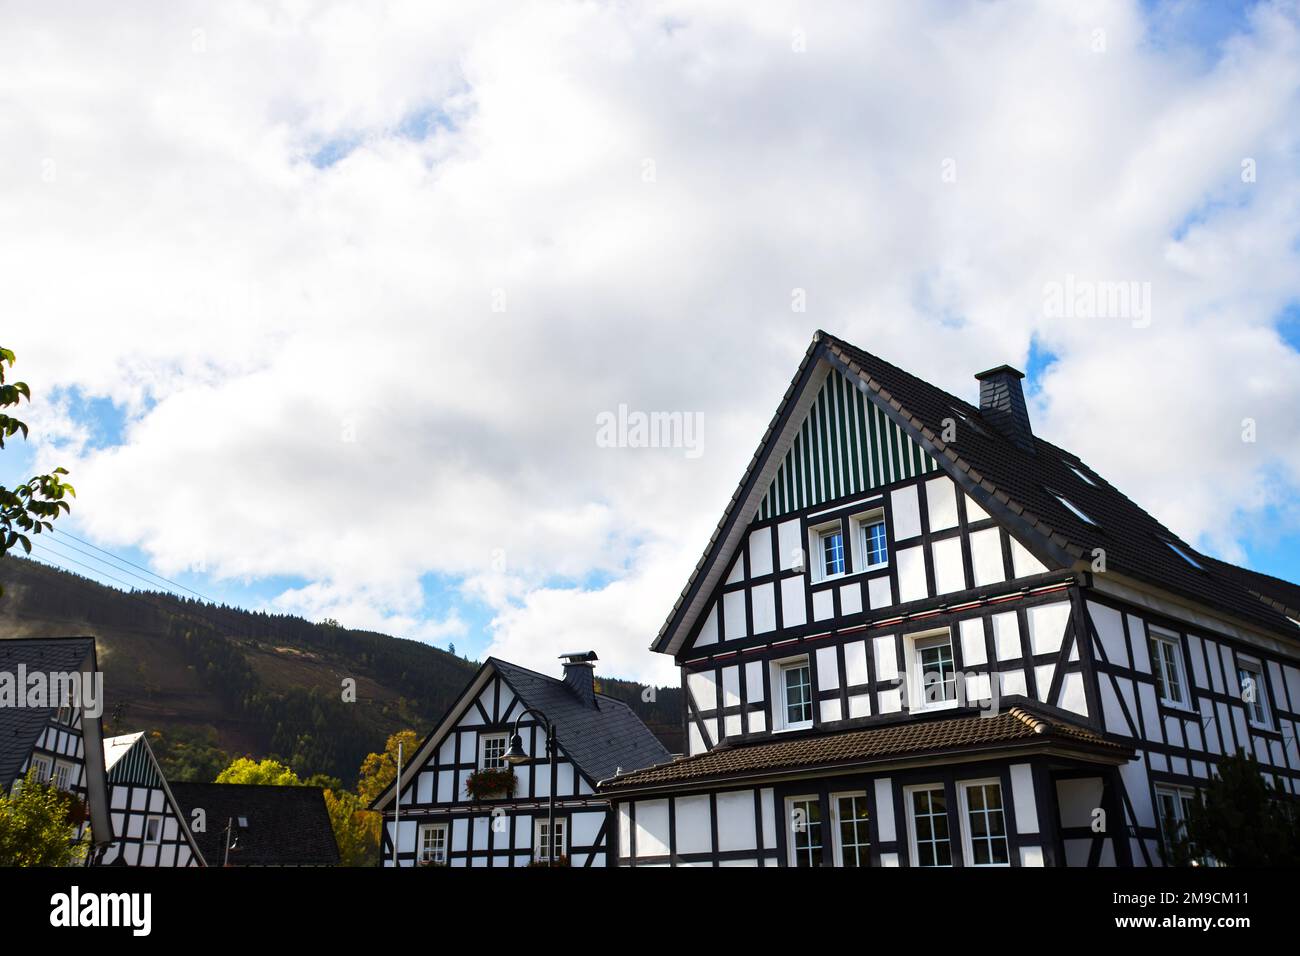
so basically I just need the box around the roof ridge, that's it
[822,332,1204,552]
[820,337,1086,563]
[654,330,1300,658]
[489,656,562,683]
[821,337,1299,634]
[0,635,96,643]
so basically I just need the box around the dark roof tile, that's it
[492,659,671,782]
[168,783,339,866]
[0,637,95,790]
[653,331,1300,653]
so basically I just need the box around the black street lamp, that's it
[503,706,558,866]
[222,815,248,867]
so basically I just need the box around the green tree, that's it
[215,756,302,787]
[149,727,230,783]
[0,347,74,575]
[357,729,420,807]
[0,769,89,866]
[1169,751,1300,866]
[323,787,378,867]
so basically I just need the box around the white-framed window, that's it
[418,822,448,864]
[831,792,871,867]
[53,761,74,792]
[786,796,824,867]
[534,817,567,863]
[479,732,509,770]
[1236,659,1270,728]
[772,656,813,731]
[852,509,889,569]
[144,815,163,845]
[30,755,52,784]
[905,628,959,712]
[958,780,1010,867]
[1154,784,1197,853]
[1148,628,1187,707]
[905,784,952,867]
[808,519,846,581]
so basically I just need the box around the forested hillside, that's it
[0,557,682,784]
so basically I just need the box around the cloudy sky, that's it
[3,0,1299,685]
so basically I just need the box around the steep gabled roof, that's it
[370,656,672,811]
[653,330,1300,656]
[0,636,95,790]
[492,659,671,782]
[601,706,1132,793]
[169,783,339,866]
[102,732,208,866]
[103,732,146,776]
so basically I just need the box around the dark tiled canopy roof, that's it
[169,783,340,866]
[0,636,95,790]
[600,707,1131,792]
[653,331,1300,653]
[493,659,672,782]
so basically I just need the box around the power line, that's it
[23,535,310,647]
[22,530,368,668]
[51,528,210,602]
[36,535,183,597]
[27,539,149,595]
[21,547,272,667]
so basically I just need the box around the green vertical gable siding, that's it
[106,741,163,788]
[757,371,939,521]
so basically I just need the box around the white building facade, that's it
[600,331,1300,868]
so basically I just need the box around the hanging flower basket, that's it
[464,768,517,800]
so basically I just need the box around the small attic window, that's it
[1052,492,1097,527]
[1068,464,1097,487]
[1163,539,1206,571]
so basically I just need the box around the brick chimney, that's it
[560,651,599,707]
[974,365,1034,452]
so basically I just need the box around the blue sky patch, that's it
[1141,0,1261,62]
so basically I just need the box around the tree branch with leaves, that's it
[0,346,74,569]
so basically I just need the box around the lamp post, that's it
[222,815,248,867]
[503,707,557,866]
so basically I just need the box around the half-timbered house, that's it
[600,330,1300,868]
[372,652,670,866]
[0,636,112,860]
[99,733,205,867]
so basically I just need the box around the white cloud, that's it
[3,1,1300,682]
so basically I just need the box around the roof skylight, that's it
[1069,464,1097,487]
[1053,493,1097,527]
[1163,539,1206,571]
